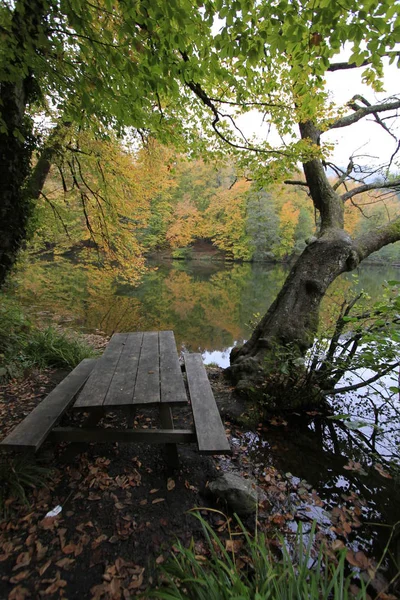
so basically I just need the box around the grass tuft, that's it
[151,512,368,600]
[24,327,97,369]
[0,297,97,379]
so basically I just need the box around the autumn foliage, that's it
[26,138,400,278]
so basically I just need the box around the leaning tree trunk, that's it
[228,230,357,394]
[228,118,400,408]
[227,120,361,407]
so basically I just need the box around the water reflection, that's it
[6,256,400,359]
[241,410,400,581]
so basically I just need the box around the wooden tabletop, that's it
[73,331,188,409]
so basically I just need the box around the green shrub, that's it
[24,326,97,369]
[151,513,368,600]
[0,297,96,379]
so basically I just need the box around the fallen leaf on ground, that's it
[346,550,370,570]
[9,570,30,584]
[225,539,243,552]
[92,534,108,549]
[108,535,119,544]
[56,557,75,569]
[167,478,175,491]
[149,488,159,494]
[13,552,31,571]
[152,498,165,504]
[38,559,52,576]
[331,539,345,551]
[8,585,30,600]
[129,567,144,590]
[35,541,47,561]
[39,516,60,531]
[41,575,67,595]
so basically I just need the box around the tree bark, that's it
[0,81,35,286]
[0,0,51,286]
[228,232,356,392]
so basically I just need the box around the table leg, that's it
[127,406,136,429]
[159,404,179,468]
[84,408,105,428]
[60,408,104,462]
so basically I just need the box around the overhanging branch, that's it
[322,361,400,396]
[185,80,287,156]
[328,59,371,72]
[328,51,400,72]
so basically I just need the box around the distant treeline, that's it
[29,138,400,282]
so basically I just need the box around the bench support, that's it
[160,405,180,468]
[49,427,195,444]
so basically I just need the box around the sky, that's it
[237,58,400,174]
[324,59,400,170]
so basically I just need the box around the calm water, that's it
[7,256,400,367]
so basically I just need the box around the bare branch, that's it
[208,96,288,109]
[354,215,400,262]
[322,361,400,396]
[349,197,370,219]
[341,178,400,202]
[388,140,400,171]
[330,97,400,130]
[284,179,309,186]
[332,159,354,191]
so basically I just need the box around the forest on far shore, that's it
[29,135,400,283]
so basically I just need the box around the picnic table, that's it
[0,331,231,466]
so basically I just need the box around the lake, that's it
[6,255,400,369]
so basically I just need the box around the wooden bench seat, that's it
[0,359,95,452]
[185,353,231,455]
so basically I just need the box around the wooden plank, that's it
[74,333,128,408]
[49,427,196,444]
[0,359,96,451]
[185,353,231,455]
[159,331,187,405]
[133,331,160,405]
[104,332,143,406]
